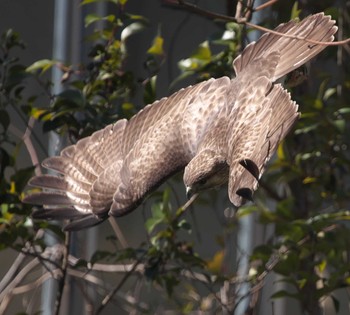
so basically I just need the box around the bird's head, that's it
[183,150,229,199]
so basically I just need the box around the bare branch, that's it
[53,232,70,315]
[0,252,27,294]
[96,251,147,315]
[11,269,62,296]
[162,0,350,46]
[108,217,129,249]
[244,20,350,46]
[176,192,198,217]
[0,258,42,314]
[255,0,278,12]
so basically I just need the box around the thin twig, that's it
[95,251,147,315]
[0,252,27,294]
[254,0,278,12]
[163,0,350,46]
[0,258,42,314]
[53,232,70,315]
[176,192,198,217]
[67,269,150,313]
[11,269,62,295]
[108,217,129,249]
[244,20,350,46]
[23,116,42,175]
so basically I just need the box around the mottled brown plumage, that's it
[24,13,337,230]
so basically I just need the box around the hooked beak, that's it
[186,186,194,200]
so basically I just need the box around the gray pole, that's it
[235,2,264,314]
[41,0,68,314]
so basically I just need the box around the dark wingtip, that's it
[236,188,254,202]
[239,159,260,180]
[63,215,106,231]
[31,208,87,220]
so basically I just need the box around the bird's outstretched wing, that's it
[110,77,231,215]
[23,13,337,230]
[225,12,336,206]
[24,78,231,229]
[227,77,299,206]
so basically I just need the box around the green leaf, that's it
[191,41,211,61]
[336,107,350,115]
[26,59,57,74]
[323,87,336,101]
[271,289,300,299]
[90,250,114,265]
[147,35,164,55]
[294,123,320,135]
[178,41,212,71]
[11,166,35,192]
[250,245,273,262]
[145,217,163,234]
[143,75,157,105]
[332,119,345,133]
[85,14,102,27]
[177,219,192,232]
[121,21,146,42]
[85,14,115,27]
[236,205,258,218]
[145,203,166,233]
[55,89,85,108]
[163,274,179,296]
[290,2,301,20]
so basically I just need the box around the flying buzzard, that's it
[24,13,337,230]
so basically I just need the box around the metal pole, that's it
[41,0,68,314]
[234,1,264,314]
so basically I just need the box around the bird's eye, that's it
[198,178,207,185]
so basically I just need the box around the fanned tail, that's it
[233,13,337,81]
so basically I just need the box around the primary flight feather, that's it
[24,13,337,230]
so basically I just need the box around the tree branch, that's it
[162,0,350,46]
[53,232,70,315]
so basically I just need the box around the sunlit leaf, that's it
[290,2,301,19]
[85,14,115,27]
[317,259,327,273]
[323,87,336,101]
[294,123,320,134]
[30,107,47,119]
[26,59,58,74]
[303,177,317,184]
[336,107,350,115]
[332,119,345,133]
[147,35,164,55]
[277,142,285,160]
[85,14,102,27]
[121,21,146,42]
[236,205,258,218]
[206,250,224,274]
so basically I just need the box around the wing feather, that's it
[228,81,299,206]
[109,78,231,216]
[233,13,337,82]
[23,13,336,230]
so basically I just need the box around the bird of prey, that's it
[24,13,337,231]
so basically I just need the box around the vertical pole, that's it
[234,1,264,314]
[41,1,68,314]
